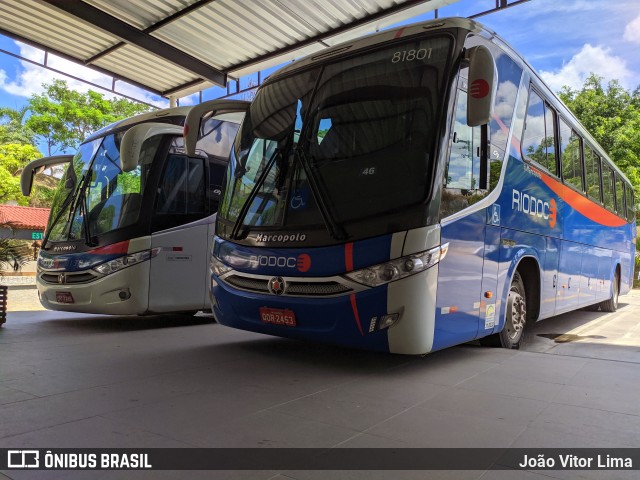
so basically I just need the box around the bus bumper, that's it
[209,266,439,355]
[37,262,150,315]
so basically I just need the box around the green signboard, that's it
[31,232,44,240]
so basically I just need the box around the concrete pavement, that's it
[0,291,639,479]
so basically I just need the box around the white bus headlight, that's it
[344,243,449,287]
[211,256,232,276]
[94,248,159,276]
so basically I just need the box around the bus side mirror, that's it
[184,99,249,156]
[20,155,74,196]
[120,123,183,172]
[466,45,497,127]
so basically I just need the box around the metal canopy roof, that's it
[0,0,467,100]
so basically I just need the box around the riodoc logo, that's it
[249,253,312,273]
[8,450,39,468]
[512,189,557,228]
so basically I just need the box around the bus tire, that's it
[599,270,619,312]
[499,271,527,349]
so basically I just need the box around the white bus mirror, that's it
[466,45,498,127]
[20,155,74,196]
[120,123,183,172]
[184,99,249,157]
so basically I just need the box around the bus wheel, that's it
[500,271,527,349]
[599,270,619,312]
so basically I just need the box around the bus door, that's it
[436,85,497,348]
[149,154,210,312]
[146,102,247,312]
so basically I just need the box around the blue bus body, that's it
[207,18,636,354]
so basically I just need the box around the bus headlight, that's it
[344,243,449,287]
[94,248,160,276]
[211,256,232,276]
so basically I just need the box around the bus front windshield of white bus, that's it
[46,132,157,245]
[219,35,451,243]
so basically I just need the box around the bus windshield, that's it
[46,131,157,245]
[219,35,452,243]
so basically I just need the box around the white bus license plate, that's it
[56,291,75,304]
[259,307,296,327]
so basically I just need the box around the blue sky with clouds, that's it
[1,0,640,121]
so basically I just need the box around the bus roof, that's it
[264,16,633,188]
[267,17,484,82]
[85,106,193,143]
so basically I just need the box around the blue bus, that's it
[189,17,636,354]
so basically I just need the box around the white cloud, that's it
[539,44,633,92]
[623,14,640,44]
[0,41,168,108]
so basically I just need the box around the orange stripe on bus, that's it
[530,166,627,227]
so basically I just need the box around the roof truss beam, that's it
[42,0,226,87]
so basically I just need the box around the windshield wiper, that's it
[230,147,281,240]
[41,171,83,250]
[294,148,346,241]
[78,186,96,247]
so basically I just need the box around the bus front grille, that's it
[223,274,353,297]
[40,271,98,285]
[224,275,270,293]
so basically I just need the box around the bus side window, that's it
[615,173,625,216]
[625,183,635,222]
[602,165,615,212]
[559,119,584,192]
[522,89,557,175]
[584,146,601,203]
[154,155,206,230]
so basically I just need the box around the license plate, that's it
[55,291,74,304]
[259,307,296,327]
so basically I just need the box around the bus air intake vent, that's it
[286,282,350,296]
[224,275,270,293]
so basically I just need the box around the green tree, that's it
[559,74,640,200]
[25,79,150,154]
[0,106,35,145]
[0,143,43,206]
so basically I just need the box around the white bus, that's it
[21,100,248,315]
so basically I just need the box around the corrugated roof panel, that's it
[87,0,197,30]
[152,0,309,69]
[0,0,469,99]
[92,45,197,92]
[0,0,117,58]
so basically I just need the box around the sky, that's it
[1,0,640,136]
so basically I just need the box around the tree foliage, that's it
[559,74,640,200]
[24,79,150,154]
[1,80,151,209]
[0,143,42,206]
[0,106,35,145]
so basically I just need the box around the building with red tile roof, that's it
[0,204,50,231]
